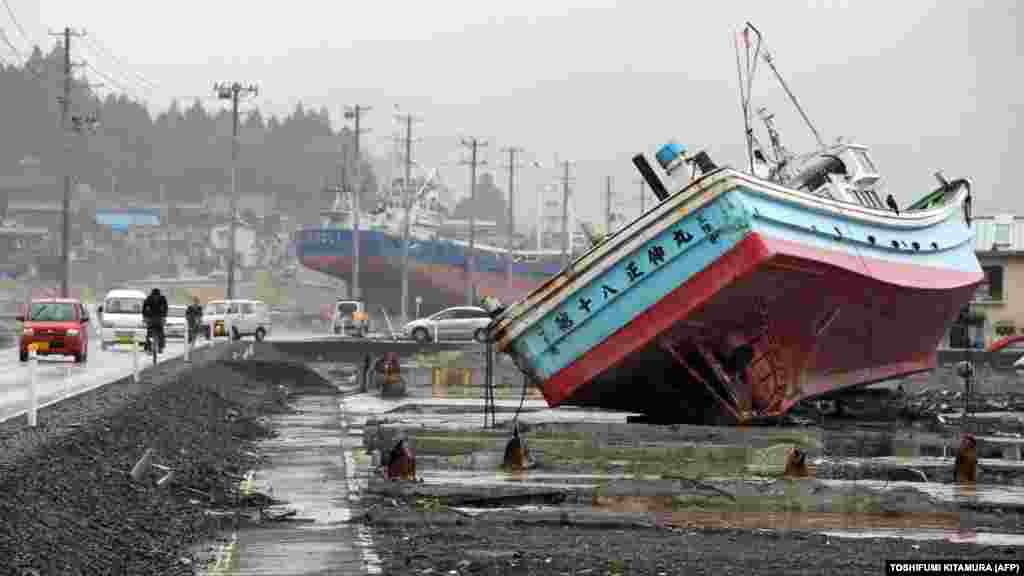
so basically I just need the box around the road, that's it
[0,329,327,424]
[0,337,217,423]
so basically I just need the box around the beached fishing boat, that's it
[486,23,984,424]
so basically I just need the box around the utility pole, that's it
[214,81,258,301]
[500,146,523,278]
[49,27,86,297]
[461,137,488,305]
[344,105,371,301]
[559,161,574,267]
[395,112,421,324]
[602,175,610,233]
[634,178,647,218]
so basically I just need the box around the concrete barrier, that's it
[269,339,475,363]
[936,348,1024,371]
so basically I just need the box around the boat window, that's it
[853,149,878,173]
[974,265,1004,302]
[995,223,1011,246]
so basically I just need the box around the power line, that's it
[83,60,140,101]
[1,0,28,45]
[0,2,48,81]
[0,25,22,62]
[81,33,159,92]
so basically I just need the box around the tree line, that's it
[0,44,377,227]
[1,43,512,233]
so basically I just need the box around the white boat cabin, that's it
[785,143,889,210]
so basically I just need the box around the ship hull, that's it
[490,169,983,424]
[294,229,563,317]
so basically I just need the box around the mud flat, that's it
[352,375,1024,574]
[0,342,335,575]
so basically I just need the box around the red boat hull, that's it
[541,232,981,424]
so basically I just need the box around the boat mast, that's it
[744,22,826,151]
[734,31,753,173]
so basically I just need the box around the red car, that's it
[17,298,91,363]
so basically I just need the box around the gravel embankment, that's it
[0,343,336,575]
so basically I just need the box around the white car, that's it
[166,305,188,340]
[98,288,147,350]
[402,306,493,343]
[203,299,272,341]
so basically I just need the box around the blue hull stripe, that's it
[512,191,750,381]
[742,188,980,274]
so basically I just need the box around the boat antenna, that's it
[735,29,753,173]
[745,22,826,150]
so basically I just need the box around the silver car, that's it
[403,306,492,343]
[166,305,187,339]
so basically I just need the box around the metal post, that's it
[502,147,522,280]
[468,141,478,305]
[536,184,544,250]
[228,94,238,301]
[602,177,610,235]
[484,339,495,428]
[345,105,371,301]
[27,347,38,427]
[560,161,572,267]
[60,28,72,298]
[461,137,488,305]
[397,113,420,325]
[215,82,258,300]
[132,337,139,382]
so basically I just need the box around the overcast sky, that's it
[3,0,1020,230]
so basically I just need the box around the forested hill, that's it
[0,44,378,225]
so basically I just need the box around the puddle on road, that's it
[820,528,1024,546]
[811,478,1024,508]
[197,394,382,575]
[405,459,1024,549]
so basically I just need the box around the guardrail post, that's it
[27,346,38,427]
[132,335,140,383]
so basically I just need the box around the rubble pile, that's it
[0,350,334,574]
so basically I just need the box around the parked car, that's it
[402,306,492,343]
[18,298,91,363]
[202,299,272,341]
[332,299,369,337]
[166,304,187,340]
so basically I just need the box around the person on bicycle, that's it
[142,288,169,353]
[185,296,203,345]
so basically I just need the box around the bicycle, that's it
[144,321,165,366]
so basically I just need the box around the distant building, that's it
[960,214,1024,347]
[209,221,257,267]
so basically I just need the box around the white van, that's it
[203,299,272,341]
[98,288,147,350]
